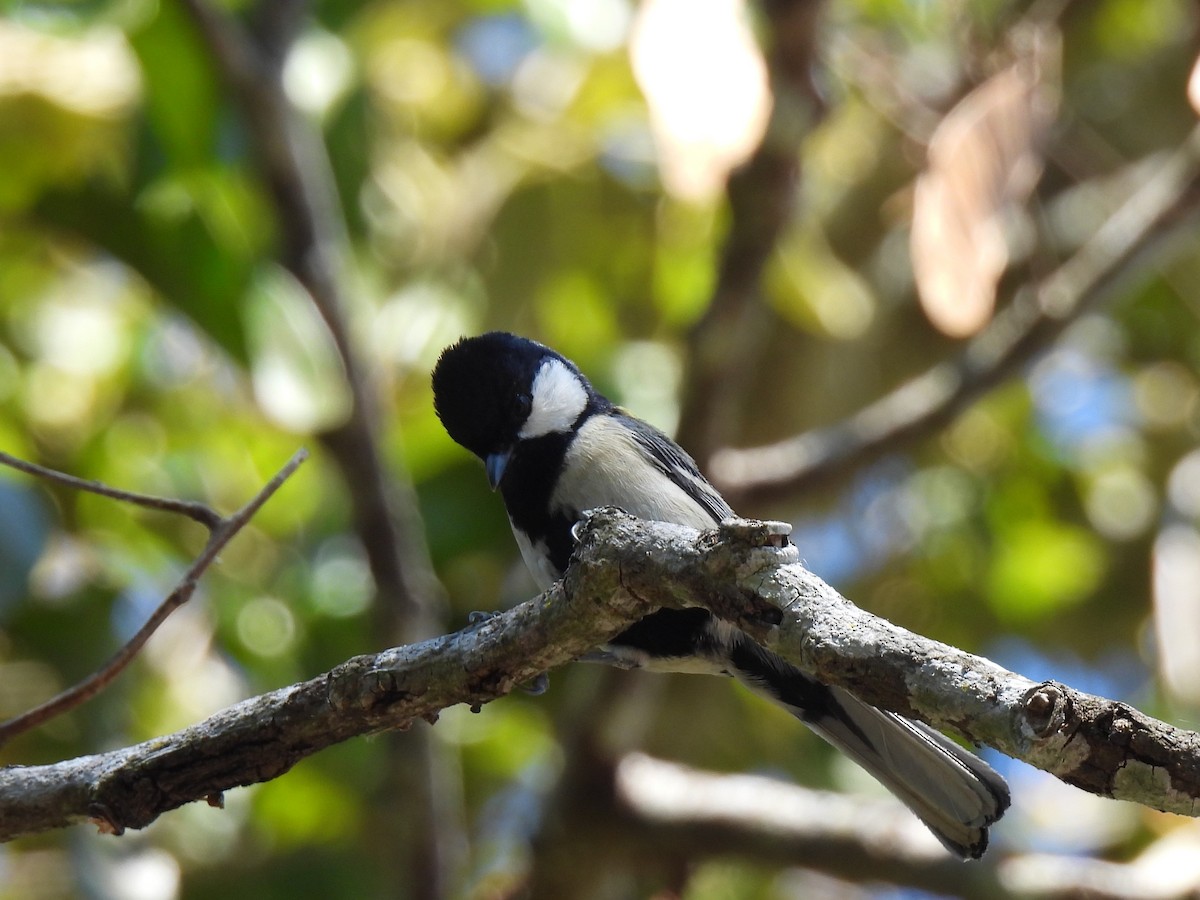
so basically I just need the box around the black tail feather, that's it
[730,636,1009,859]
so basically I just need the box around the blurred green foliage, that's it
[1,0,1200,897]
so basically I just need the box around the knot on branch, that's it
[715,517,795,550]
[703,518,796,630]
[87,802,125,836]
[1021,680,1071,738]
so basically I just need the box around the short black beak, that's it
[485,449,512,491]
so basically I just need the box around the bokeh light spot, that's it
[236,596,297,658]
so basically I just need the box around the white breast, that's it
[551,415,717,530]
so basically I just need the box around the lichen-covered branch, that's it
[587,512,1200,815]
[0,551,632,842]
[3,510,1197,843]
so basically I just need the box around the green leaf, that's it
[35,179,254,361]
[986,519,1106,623]
[127,0,221,169]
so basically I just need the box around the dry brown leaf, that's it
[911,38,1059,338]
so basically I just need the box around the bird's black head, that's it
[432,332,599,487]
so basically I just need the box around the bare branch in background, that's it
[537,752,1200,900]
[173,0,442,622]
[5,510,1199,844]
[174,0,459,892]
[676,0,828,459]
[0,448,308,748]
[711,124,1200,506]
[535,753,1006,898]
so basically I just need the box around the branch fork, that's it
[0,448,309,748]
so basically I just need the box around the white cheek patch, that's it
[519,358,588,439]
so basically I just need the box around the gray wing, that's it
[620,413,733,524]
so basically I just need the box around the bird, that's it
[431,331,1009,858]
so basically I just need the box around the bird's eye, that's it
[512,392,532,420]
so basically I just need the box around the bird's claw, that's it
[521,673,550,695]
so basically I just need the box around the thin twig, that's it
[0,448,308,748]
[0,451,222,530]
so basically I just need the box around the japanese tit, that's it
[432,331,1008,858]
